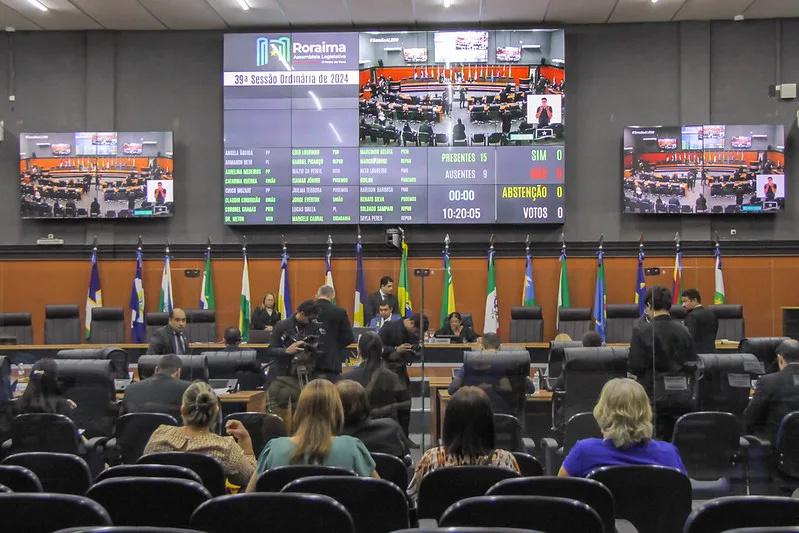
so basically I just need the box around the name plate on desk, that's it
[425,338,452,345]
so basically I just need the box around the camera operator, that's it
[315,285,355,381]
[379,313,429,439]
[267,300,321,382]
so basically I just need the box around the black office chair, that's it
[393,529,544,533]
[137,355,209,382]
[0,312,33,344]
[557,308,593,339]
[3,452,92,495]
[669,305,688,320]
[510,452,543,477]
[439,495,603,533]
[488,476,614,533]
[587,465,692,533]
[738,337,788,374]
[87,477,212,528]
[45,305,82,345]
[283,476,410,533]
[88,307,125,344]
[56,347,130,379]
[461,349,531,419]
[541,412,602,476]
[371,452,408,490]
[107,413,179,465]
[96,464,202,485]
[684,496,799,533]
[545,340,582,391]
[710,304,746,341]
[54,359,117,439]
[255,464,356,492]
[200,351,262,390]
[54,528,206,533]
[3,413,105,464]
[494,414,534,453]
[695,354,763,416]
[138,452,226,497]
[416,466,521,521]
[185,310,217,343]
[604,304,640,344]
[508,306,544,343]
[0,494,112,533]
[190,493,356,533]
[145,312,170,343]
[0,464,42,492]
[223,412,280,457]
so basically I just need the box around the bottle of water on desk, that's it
[532,370,540,393]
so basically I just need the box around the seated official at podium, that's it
[436,312,478,343]
[368,303,400,329]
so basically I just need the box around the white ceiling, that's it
[0,0,796,31]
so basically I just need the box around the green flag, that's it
[484,249,498,333]
[440,252,456,328]
[557,249,571,327]
[397,241,412,317]
[200,248,215,310]
[239,252,251,342]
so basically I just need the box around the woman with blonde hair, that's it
[247,379,377,491]
[558,378,686,478]
[251,292,280,331]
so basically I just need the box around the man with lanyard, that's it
[267,300,322,383]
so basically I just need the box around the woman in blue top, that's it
[559,378,686,478]
[247,379,377,491]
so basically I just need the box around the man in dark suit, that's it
[366,276,398,324]
[268,300,321,381]
[223,327,242,351]
[743,339,799,442]
[681,288,719,353]
[121,354,188,421]
[452,118,467,142]
[147,308,189,355]
[315,285,354,380]
[628,285,698,440]
[380,313,429,439]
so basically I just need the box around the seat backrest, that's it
[439,495,603,533]
[684,496,799,533]
[190,492,356,533]
[0,464,42,492]
[462,350,530,416]
[44,305,81,345]
[255,464,356,492]
[562,347,629,421]
[738,337,788,374]
[282,476,409,533]
[370,452,408,490]
[86,477,212,528]
[10,413,82,454]
[670,306,688,320]
[56,347,130,379]
[695,353,763,415]
[487,476,614,533]
[510,452,543,477]
[605,304,640,344]
[88,307,125,344]
[145,312,170,342]
[199,351,262,390]
[710,304,745,341]
[223,412,273,457]
[3,452,91,495]
[776,412,799,478]
[0,493,111,533]
[445,312,474,331]
[547,340,582,390]
[137,355,209,382]
[509,306,544,343]
[587,465,692,533]
[417,466,521,520]
[493,414,523,452]
[671,412,743,481]
[138,451,227,497]
[114,412,179,464]
[96,463,202,484]
[563,412,603,451]
[185,310,217,343]
[0,312,33,345]
[558,308,593,339]
[53,359,116,438]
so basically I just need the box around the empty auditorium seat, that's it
[56,347,130,379]
[199,351,262,390]
[739,337,788,374]
[604,304,640,344]
[54,359,117,438]
[88,307,125,344]
[185,310,217,343]
[137,355,209,382]
[0,312,33,345]
[710,304,745,341]
[145,312,170,342]
[44,305,81,344]
[509,306,544,343]
[557,308,592,339]
[0,493,111,532]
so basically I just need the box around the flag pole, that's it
[92,235,98,254]
[525,234,530,255]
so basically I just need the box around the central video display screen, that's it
[223,29,565,225]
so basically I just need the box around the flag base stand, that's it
[414,268,431,451]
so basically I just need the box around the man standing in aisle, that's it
[147,308,189,355]
[314,285,354,380]
[681,288,719,353]
[366,276,399,324]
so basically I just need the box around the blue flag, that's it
[85,249,103,340]
[635,249,646,316]
[278,252,291,321]
[353,242,368,327]
[129,249,146,343]
[522,252,535,306]
[593,250,607,343]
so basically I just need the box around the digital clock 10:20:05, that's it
[441,207,482,220]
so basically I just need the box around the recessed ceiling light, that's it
[27,0,48,12]
[444,0,452,7]
[237,0,250,10]
[651,0,658,3]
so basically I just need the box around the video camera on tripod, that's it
[286,332,324,388]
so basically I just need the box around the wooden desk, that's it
[114,389,265,412]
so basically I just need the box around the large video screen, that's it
[223,29,566,225]
[20,132,174,219]
[434,31,489,63]
[623,124,785,215]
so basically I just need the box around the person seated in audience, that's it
[368,302,400,329]
[452,118,467,142]
[143,381,255,487]
[246,379,378,491]
[337,380,408,458]
[436,312,478,343]
[449,333,536,413]
[418,120,435,145]
[250,292,280,332]
[695,194,708,212]
[559,378,686,478]
[339,331,410,421]
[223,327,242,351]
[18,358,76,419]
[743,339,799,443]
[407,386,519,504]
[121,354,188,421]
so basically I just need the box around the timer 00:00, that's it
[448,189,476,201]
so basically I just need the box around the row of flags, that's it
[83,238,728,343]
